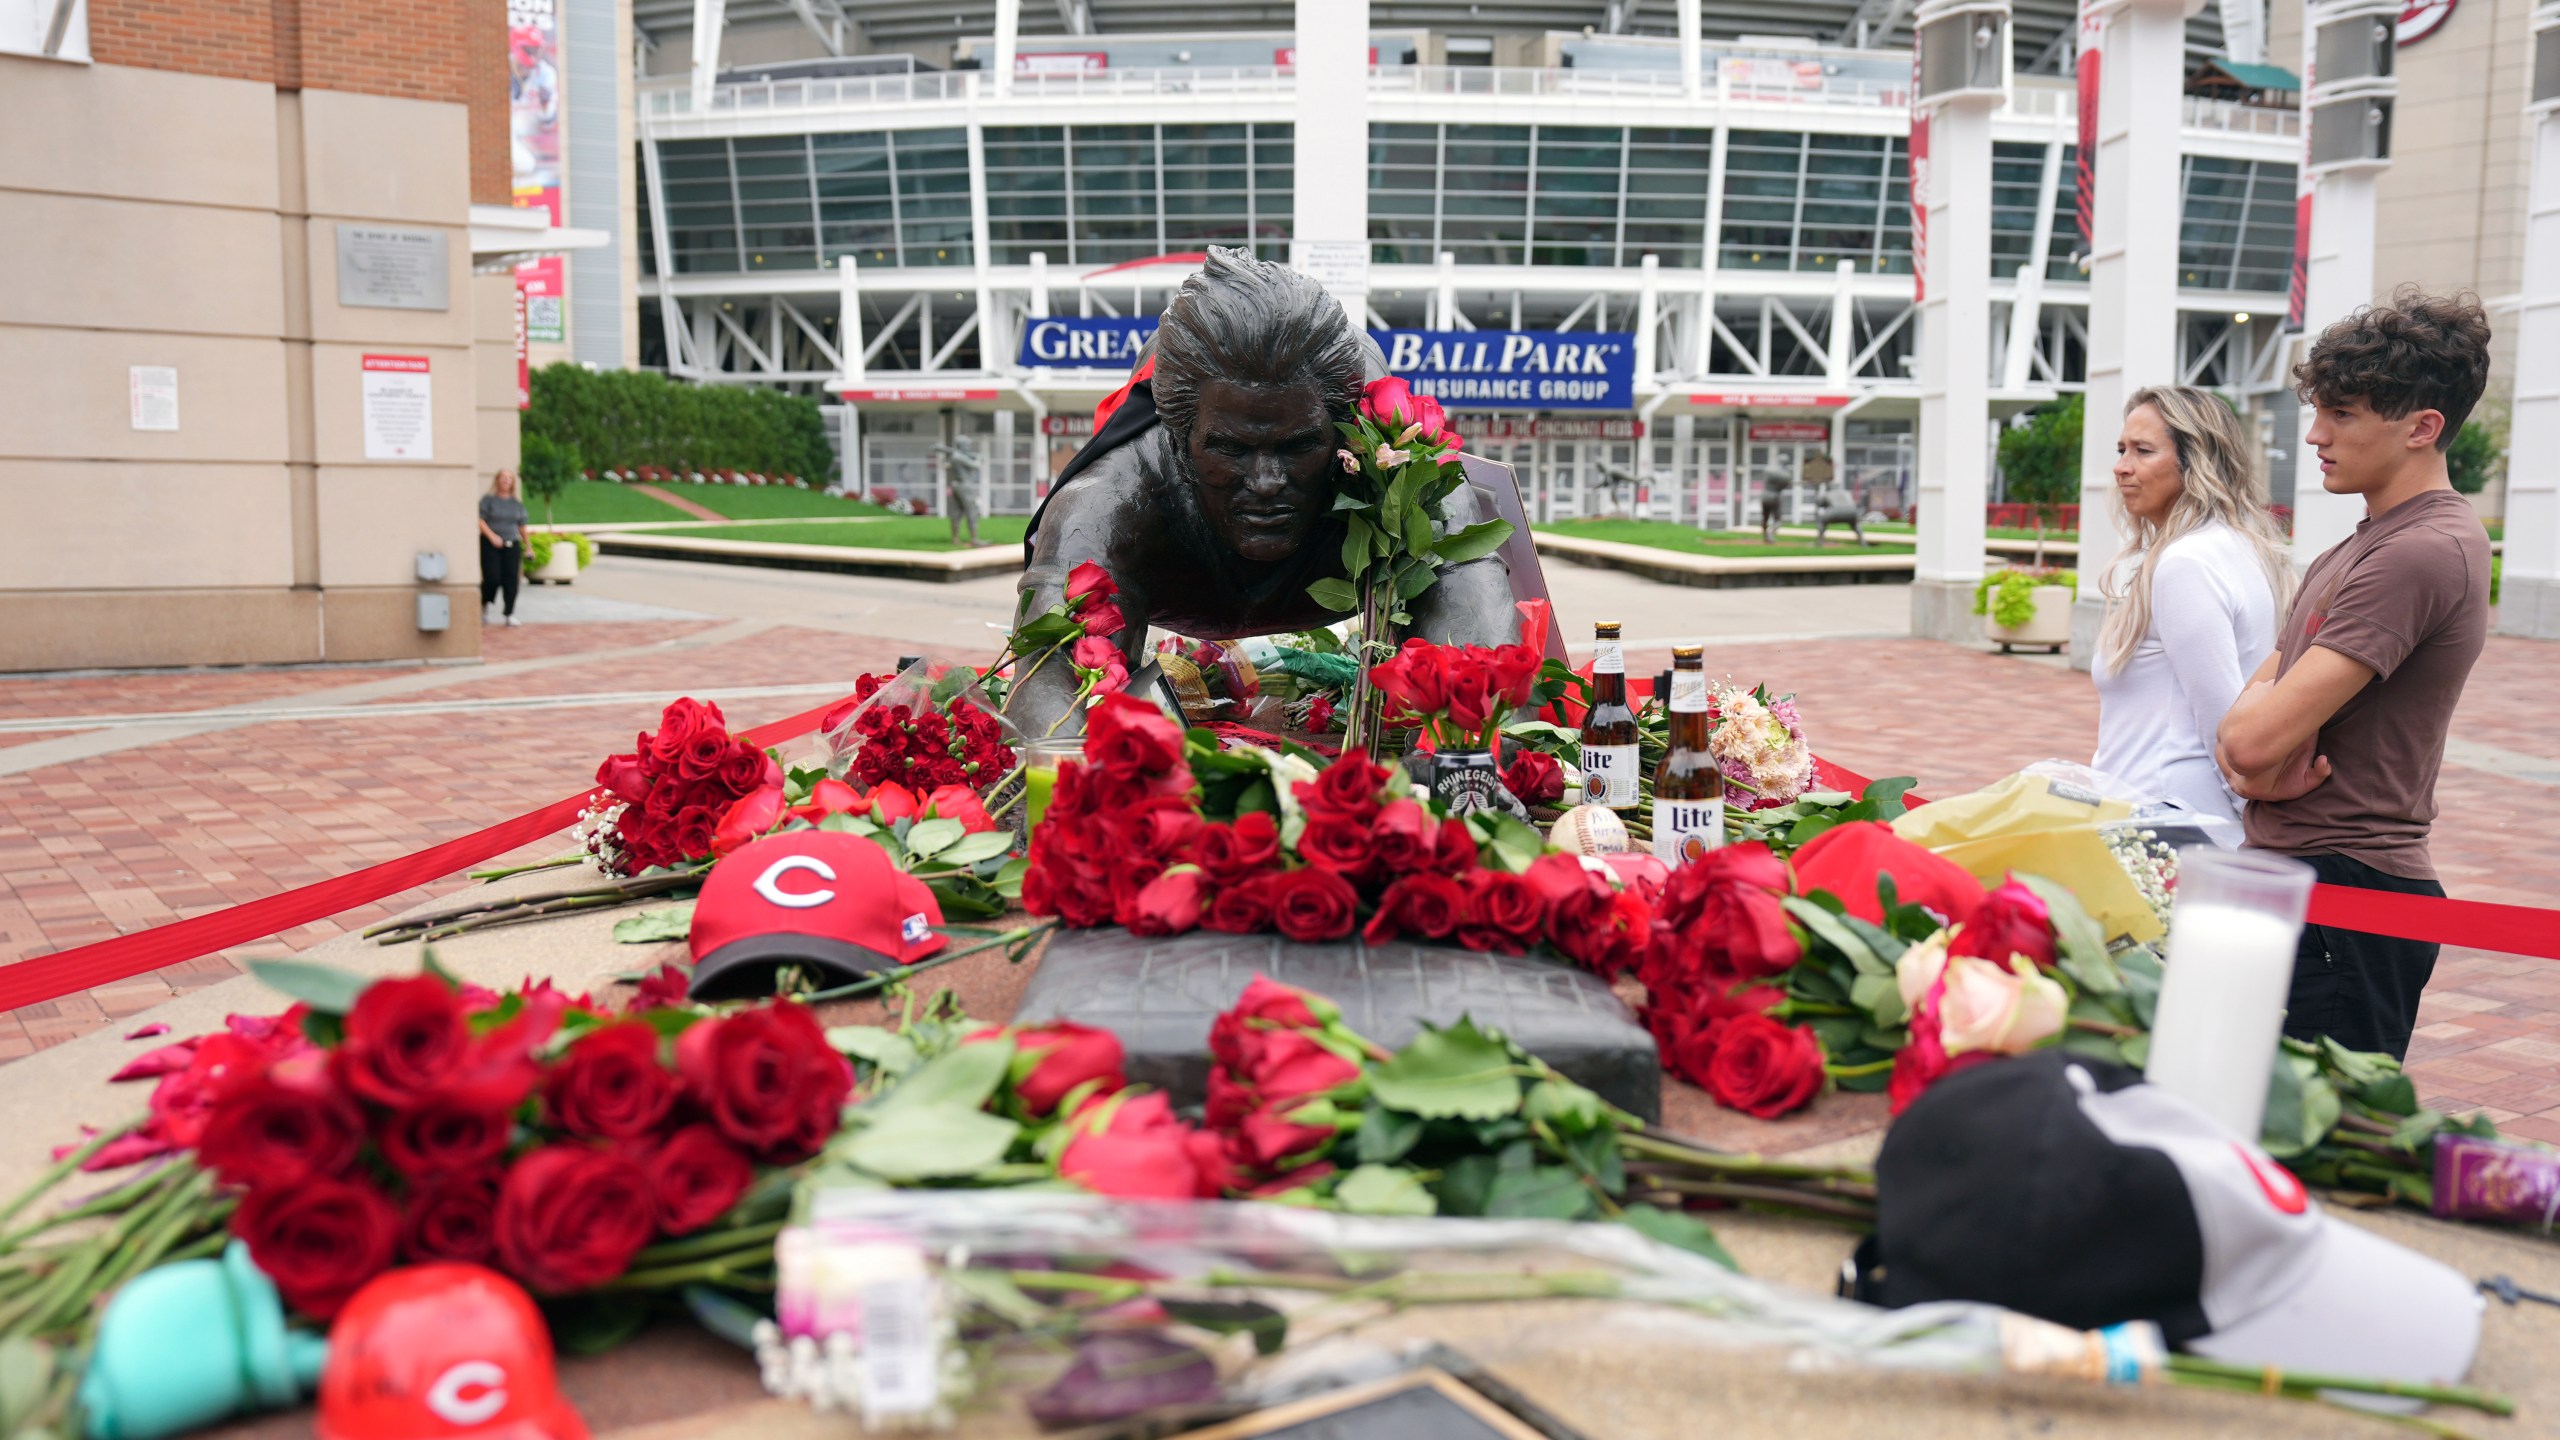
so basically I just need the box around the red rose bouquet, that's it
[817,665,1019,800]
[1001,561,1136,728]
[1365,636,1545,755]
[581,698,784,876]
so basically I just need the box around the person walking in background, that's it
[2217,290,2496,1061]
[478,469,528,628]
[2089,386,2293,828]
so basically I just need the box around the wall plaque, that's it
[336,224,451,311]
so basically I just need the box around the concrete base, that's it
[1907,578,1981,645]
[594,532,1022,583]
[2496,574,2560,639]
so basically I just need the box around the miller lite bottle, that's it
[1578,622,1641,811]
[1650,646,1725,865]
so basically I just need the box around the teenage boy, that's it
[2216,289,2494,1061]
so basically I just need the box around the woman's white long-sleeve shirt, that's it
[2090,520,2278,826]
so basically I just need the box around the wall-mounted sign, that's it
[1274,46,1377,65]
[508,0,565,342]
[361,355,433,460]
[1748,421,1832,443]
[1451,415,1645,441]
[1291,239,1372,295]
[1018,52,1105,73]
[128,366,178,431]
[839,388,1000,402]
[1690,391,1851,409]
[1040,414,1095,437]
[337,225,450,311]
[1017,316,1157,367]
[2397,0,2456,44]
[1377,330,1634,410]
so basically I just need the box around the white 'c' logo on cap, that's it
[426,1360,508,1425]
[752,854,837,909]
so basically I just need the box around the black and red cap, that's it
[687,830,946,1000]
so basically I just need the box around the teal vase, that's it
[80,1241,329,1440]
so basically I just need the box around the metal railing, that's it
[639,64,2300,140]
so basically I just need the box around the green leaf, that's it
[1367,1017,1524,1120]
[1780,896,1887,977]
[2017,874,2118,994]
[1860,776,1919,819]
[873,1035,1013,1114]
[843,1105,1019,1181]
[1307,576,1359,613]
[1012,612,1080,651]
[1402,502,1436,560]
[1523,1076,1608,1134]
[1335,1163,1440,1217]
[946,1269,1053,1327]
[2258,1051,2340,1159]
[2358,1073,2420,1118]
[925,872,1007,920]
[1848,973,1907,1028]
[613,904,696,943]
[827,1025,921,1076]
[1483,1163,1594,1220]
[1353,1101,1425,1164]
[1342,513,1375,580]
[1617,1206,1739,1272]
[1161,1298,1291,1356]
[1434,518,1514,566]
[680,1286,769,1351]
[1436,1152,1502,1216]
[935,831,1015,867]
[1395,561,1442,601]
[0,1339,56,1439]
[545,1295,652,1355]
[2388,1108,2447,1151]
[1329,489,1370,513]
[991,856,1028,900]
[248,958,373,1015]
[904,818,966,859]
[1477,809,1546,874]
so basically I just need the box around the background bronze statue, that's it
[1009,247,1517,739]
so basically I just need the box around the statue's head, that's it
[1154,248,1366,564]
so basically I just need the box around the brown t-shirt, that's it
[2244,488,2491,879]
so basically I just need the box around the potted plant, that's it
[525,530,592,583]
[1975,567,2076,652]
[1996,394,2081,569]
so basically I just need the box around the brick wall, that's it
[91,0,510,197]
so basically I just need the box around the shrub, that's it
[523,365,834,485]
[2446,420,2500,496]
[524,531,597,573]
[518,432,581,525]
[1973,568,2078,630]
[1995,395,2081,568]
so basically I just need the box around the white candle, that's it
[2144,902,2303,1141]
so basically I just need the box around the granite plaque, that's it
[1014,930,1660,1121]
[336,224,451,311]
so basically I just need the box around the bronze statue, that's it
[1009,248,1519,739]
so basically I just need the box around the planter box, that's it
[530,545,581,583]
[1984,584,2073,652]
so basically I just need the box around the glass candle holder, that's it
[1019,736,1085,839]
[2142,848,2318,1142]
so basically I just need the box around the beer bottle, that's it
[1578,622,1641,811]
[1650,646,1725,865]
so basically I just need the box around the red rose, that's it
[1662,986,1784,1088]
[332,976,471,1109]
[1079,599,1128,639]
[626,964,692,1013]
[1689,840,1792,896]
[1121,867,1208,938]
[1521,853,1609,911]
[1238,1105,1336,1169]
[1499,749,1565,807]
[718,743,775,797]
[1457,870,1545,952]
[637,1123,754,1234]
[1426,817,1480,877]
[1192,813,1281,884]
[1358,375,1418,430]
[680,730,731,781]
[1369,800,1436,874]
[1060,1093,1209,1200]
[1203,874,1277,934]
[712,786,786,858]
[545,1021,681,1141]
[1701,1015,1826,1119]
[1230,975,1329,1031]
[1305,755,1393,820]
[1205,1066,1257,1129]
[1116,799,1204,862]
[673,805,720,861]
[1265,868,1357,943]
[149,1034,288,1148]
[675,1001,853,1162]
[791,777,863,822]
[925,784,996,834]
[1071,633,1124,675]
[1949,875,2057,968]
[595,753,650,805]
[235,1178,399,1319]
[1242,1029,1358,1103]
[377,1098,515,1178]
[1183,1128,1249,1196]
[867,781,922,825]
[1294,812,1374,877]
[1006,1022,1128,1116]
[196,1078,364,1188]
[1440,653,1498,736]
[1362,873,1467,943]
[494,1145,659,1294]
[1372,641,1452,723]
[1085,695,1189,794]
[1486,644,1543,711]
[402,1169,502,1264]
[1065,560,1118,607]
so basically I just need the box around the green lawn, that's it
[1539,519,1913,559]
[679,516,1030,551]
[541,480,891,525]
[1784,520,2075,542]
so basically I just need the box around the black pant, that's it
[479,537,520,616]
[2280,852,2445,1061]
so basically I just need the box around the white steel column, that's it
[968,123,1000,378]
[1636,254,1661,384]
[2289,1,2399,566]
[1692,125,1731,376]
[640,134,690,377]
[2002,140,2064,390]
[1679,0,1703,99]
[1909,0,2009,643]
[992,0,1019,98]
[689,0,725,114]
[836,255,866,385]
[2501,4,2560,638]
[1827,258,1856,388]
[1291,0,1373,315]
[2069,0,2187,668]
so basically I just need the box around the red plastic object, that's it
[318,1266,588,1440]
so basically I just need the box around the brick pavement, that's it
[5,623,2557,1145]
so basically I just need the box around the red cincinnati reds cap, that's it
[687,830,946,1000]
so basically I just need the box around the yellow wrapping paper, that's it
[1890,771,2166,944]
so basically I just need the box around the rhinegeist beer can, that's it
[1650,646,1724,865]
[1579,622,1640,811]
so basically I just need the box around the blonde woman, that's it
[2090,387,2293,826]
[478,469,528,627]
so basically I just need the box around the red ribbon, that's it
[0,697,851,1015]
[4,696,2555,1014]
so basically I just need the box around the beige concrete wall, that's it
[0,56,486,669]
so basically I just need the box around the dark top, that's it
[479,494,528,543]
[2243,488,2492,880]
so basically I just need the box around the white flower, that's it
[1374,444,1410,469]
[1396,420,1426,446]
[1337,448,1360,474]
